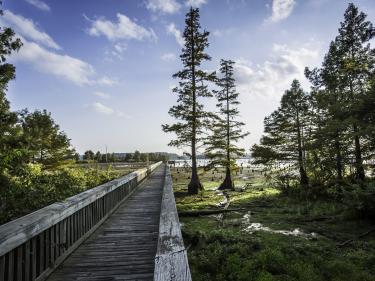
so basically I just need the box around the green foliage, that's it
[181,197,375,281]
[83,150,95,161]
[254,3,375,194]
[20,109,75,168]
[0,164,120,224]
[251,80,310,186]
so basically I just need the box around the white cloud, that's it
[14,37,115,86]
[167,23,184,47]
[25,0,50,12]
[108,42,127,59]
[146,0,181,14]
[267,0,296,23]
[161,52,176,62]
[90,102,131,118]
[114,42,127,54]
[2,10,60,50]
[94,91,110,99]
[234,43,321,99]
[87,13,157,42]
[92,102,114,115]
[96,76,117,86]
[185,0,207,7]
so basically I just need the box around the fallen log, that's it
[178,208,247,217]
[294,215,341,223]
[337,227,375,248]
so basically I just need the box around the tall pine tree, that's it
[305,40,349,182]
[162,7,214,194]
[205,60,248,190]
[336,3,374,181]
[252,80,310,186]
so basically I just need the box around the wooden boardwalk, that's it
[47,165,165,281]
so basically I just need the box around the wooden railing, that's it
[154,166,192,281]
[0,162,162,281]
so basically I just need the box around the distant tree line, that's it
[80,150,168,163]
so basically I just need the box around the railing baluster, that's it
[24,242,30,281]
[50,227,55,264]
[31,238,36,281]
[0,255,5,281]
[16,246,23,281]
[39,232,44,276]
[8,251,14,281]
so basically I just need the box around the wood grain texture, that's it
[154,167,192,281]
[47,165,165,281]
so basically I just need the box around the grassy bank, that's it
[172,167,375,281]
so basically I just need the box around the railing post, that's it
[154,166,192,281]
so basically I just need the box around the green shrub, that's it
[0,164,121,225]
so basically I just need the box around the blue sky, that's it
[2,0,375,154]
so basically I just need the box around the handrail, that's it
[154,166,192,281]
[0,161,162,281]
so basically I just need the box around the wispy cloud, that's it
[266,0,296,23]
[91,102,114,115]
[14,36,115,86]
[90,102,130,118]
[185,0,207,8]
[87,13,157,42]
[146,0,181,14]
[94,91,110,99]
[161,52,176,62]
[2,10,60,50]
[167,23,184,47]
[234,43,321,99]
[24,0,50,12]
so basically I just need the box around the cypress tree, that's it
[205,60,248,190]
[336,3,374,181]
[305,41,349,182]
[252,80,310,186]
[162,7,215,194]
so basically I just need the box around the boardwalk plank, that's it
[47,165,165,281]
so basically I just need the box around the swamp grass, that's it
[171,167,375,281]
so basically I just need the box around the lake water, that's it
[168,158,255,168]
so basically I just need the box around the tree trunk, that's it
[296,110,309,186]
[187,11,202,195]
[219,167,234,190]
[219,67,234,191]
[188,141,202,194]
[334,133,343,181]
[353,123,365,181]
[348,69,365,181]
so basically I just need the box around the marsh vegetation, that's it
[172,167,375,281]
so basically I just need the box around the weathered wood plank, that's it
[154,166,192,281]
